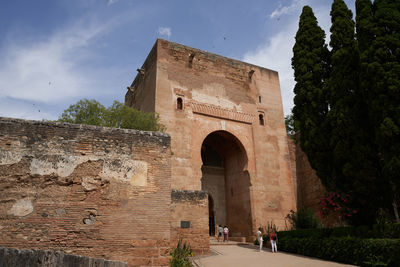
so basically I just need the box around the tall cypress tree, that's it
[356,0,374,52]
[328,0,380,224]
[327,0,358,188]
[366,0,400,222]
[292,0,400,224]
[292,6,332,187]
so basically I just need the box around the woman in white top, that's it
[257,228,263,251]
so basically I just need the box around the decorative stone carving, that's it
[189,101,255,124]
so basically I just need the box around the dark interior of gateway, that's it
[201,131,253,239]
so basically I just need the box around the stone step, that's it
[210,236,250,246]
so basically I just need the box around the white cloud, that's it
[243,25,297,116]
[270,0,305,19]
[245,0,332,115]
[0,98,56,120]
[0,6,146,120]
[107,0,118,6]
[157,27,171,39]
[0,21,110,105]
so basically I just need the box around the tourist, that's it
[257,227,263,251]
[223,225,229,242]
[217,225,223,242]
[270,230,278,253]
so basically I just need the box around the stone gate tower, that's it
[125,39,296,245]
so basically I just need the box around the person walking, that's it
[217,225,223,242]
[270,230,278,253]
[223,225,229,242]
[256,227,263,251]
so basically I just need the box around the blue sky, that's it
[0,0,354,120]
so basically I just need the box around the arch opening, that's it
[201,130,252,239]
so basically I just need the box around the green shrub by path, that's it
[170,239,193,267]
[278,237,400,266]
[278,223,400,240]
[286,207,319,230]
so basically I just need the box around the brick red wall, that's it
[125,42,157,113]
[0,118,171,266]
[287,136,298,207]
[292,135,339,226]
[170,190,209,255]
[0,247,128,267]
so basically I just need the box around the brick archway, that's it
[201,130,253,239]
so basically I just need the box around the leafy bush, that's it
[285,207,319,229]
[320,192,358,219]
[278,228,325,239]
[278,237,400,266]
[372,223,400,239]
[278,223,400,239]
[170,239,193,267]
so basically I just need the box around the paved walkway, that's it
[193,243,356,267]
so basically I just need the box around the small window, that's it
[177,97,183,110]
[258,96,262,103]
[259,114,265,126]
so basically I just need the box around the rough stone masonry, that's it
[0,117,171,266]
[126,39,297,245]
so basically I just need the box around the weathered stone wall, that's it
[126,39,297,238]
[125,42,158,113]
[0,246,127,267]
[201,166,226,227]
[170,190,209,255]
[0,118,171,266]
[292,136,339,226]
[287,136,297,207]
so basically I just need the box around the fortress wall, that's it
[154,39,296,232]
[293,135,339,226]
[125,39,297,238]
[125,42,158,113]
[0,118,171,267]
[287,136,298,208]
[0,246,128,267]
[170,190,209,255]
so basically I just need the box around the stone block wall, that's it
[287,136,297,207]
[126,39,297,236]
[0,246,128,267]
[170,190,209,255]
[0,118,171,266]
[291,135,339,226]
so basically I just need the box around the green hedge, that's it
[278,237,400,266]
[278,223,400,240]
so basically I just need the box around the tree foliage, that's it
[363,0,400,223]
[286,207,319,230]
[285,114,295,136]
[58,99,164,132]
[327,0,384,225]
[292,6,332,187]
[292,0,400,224]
